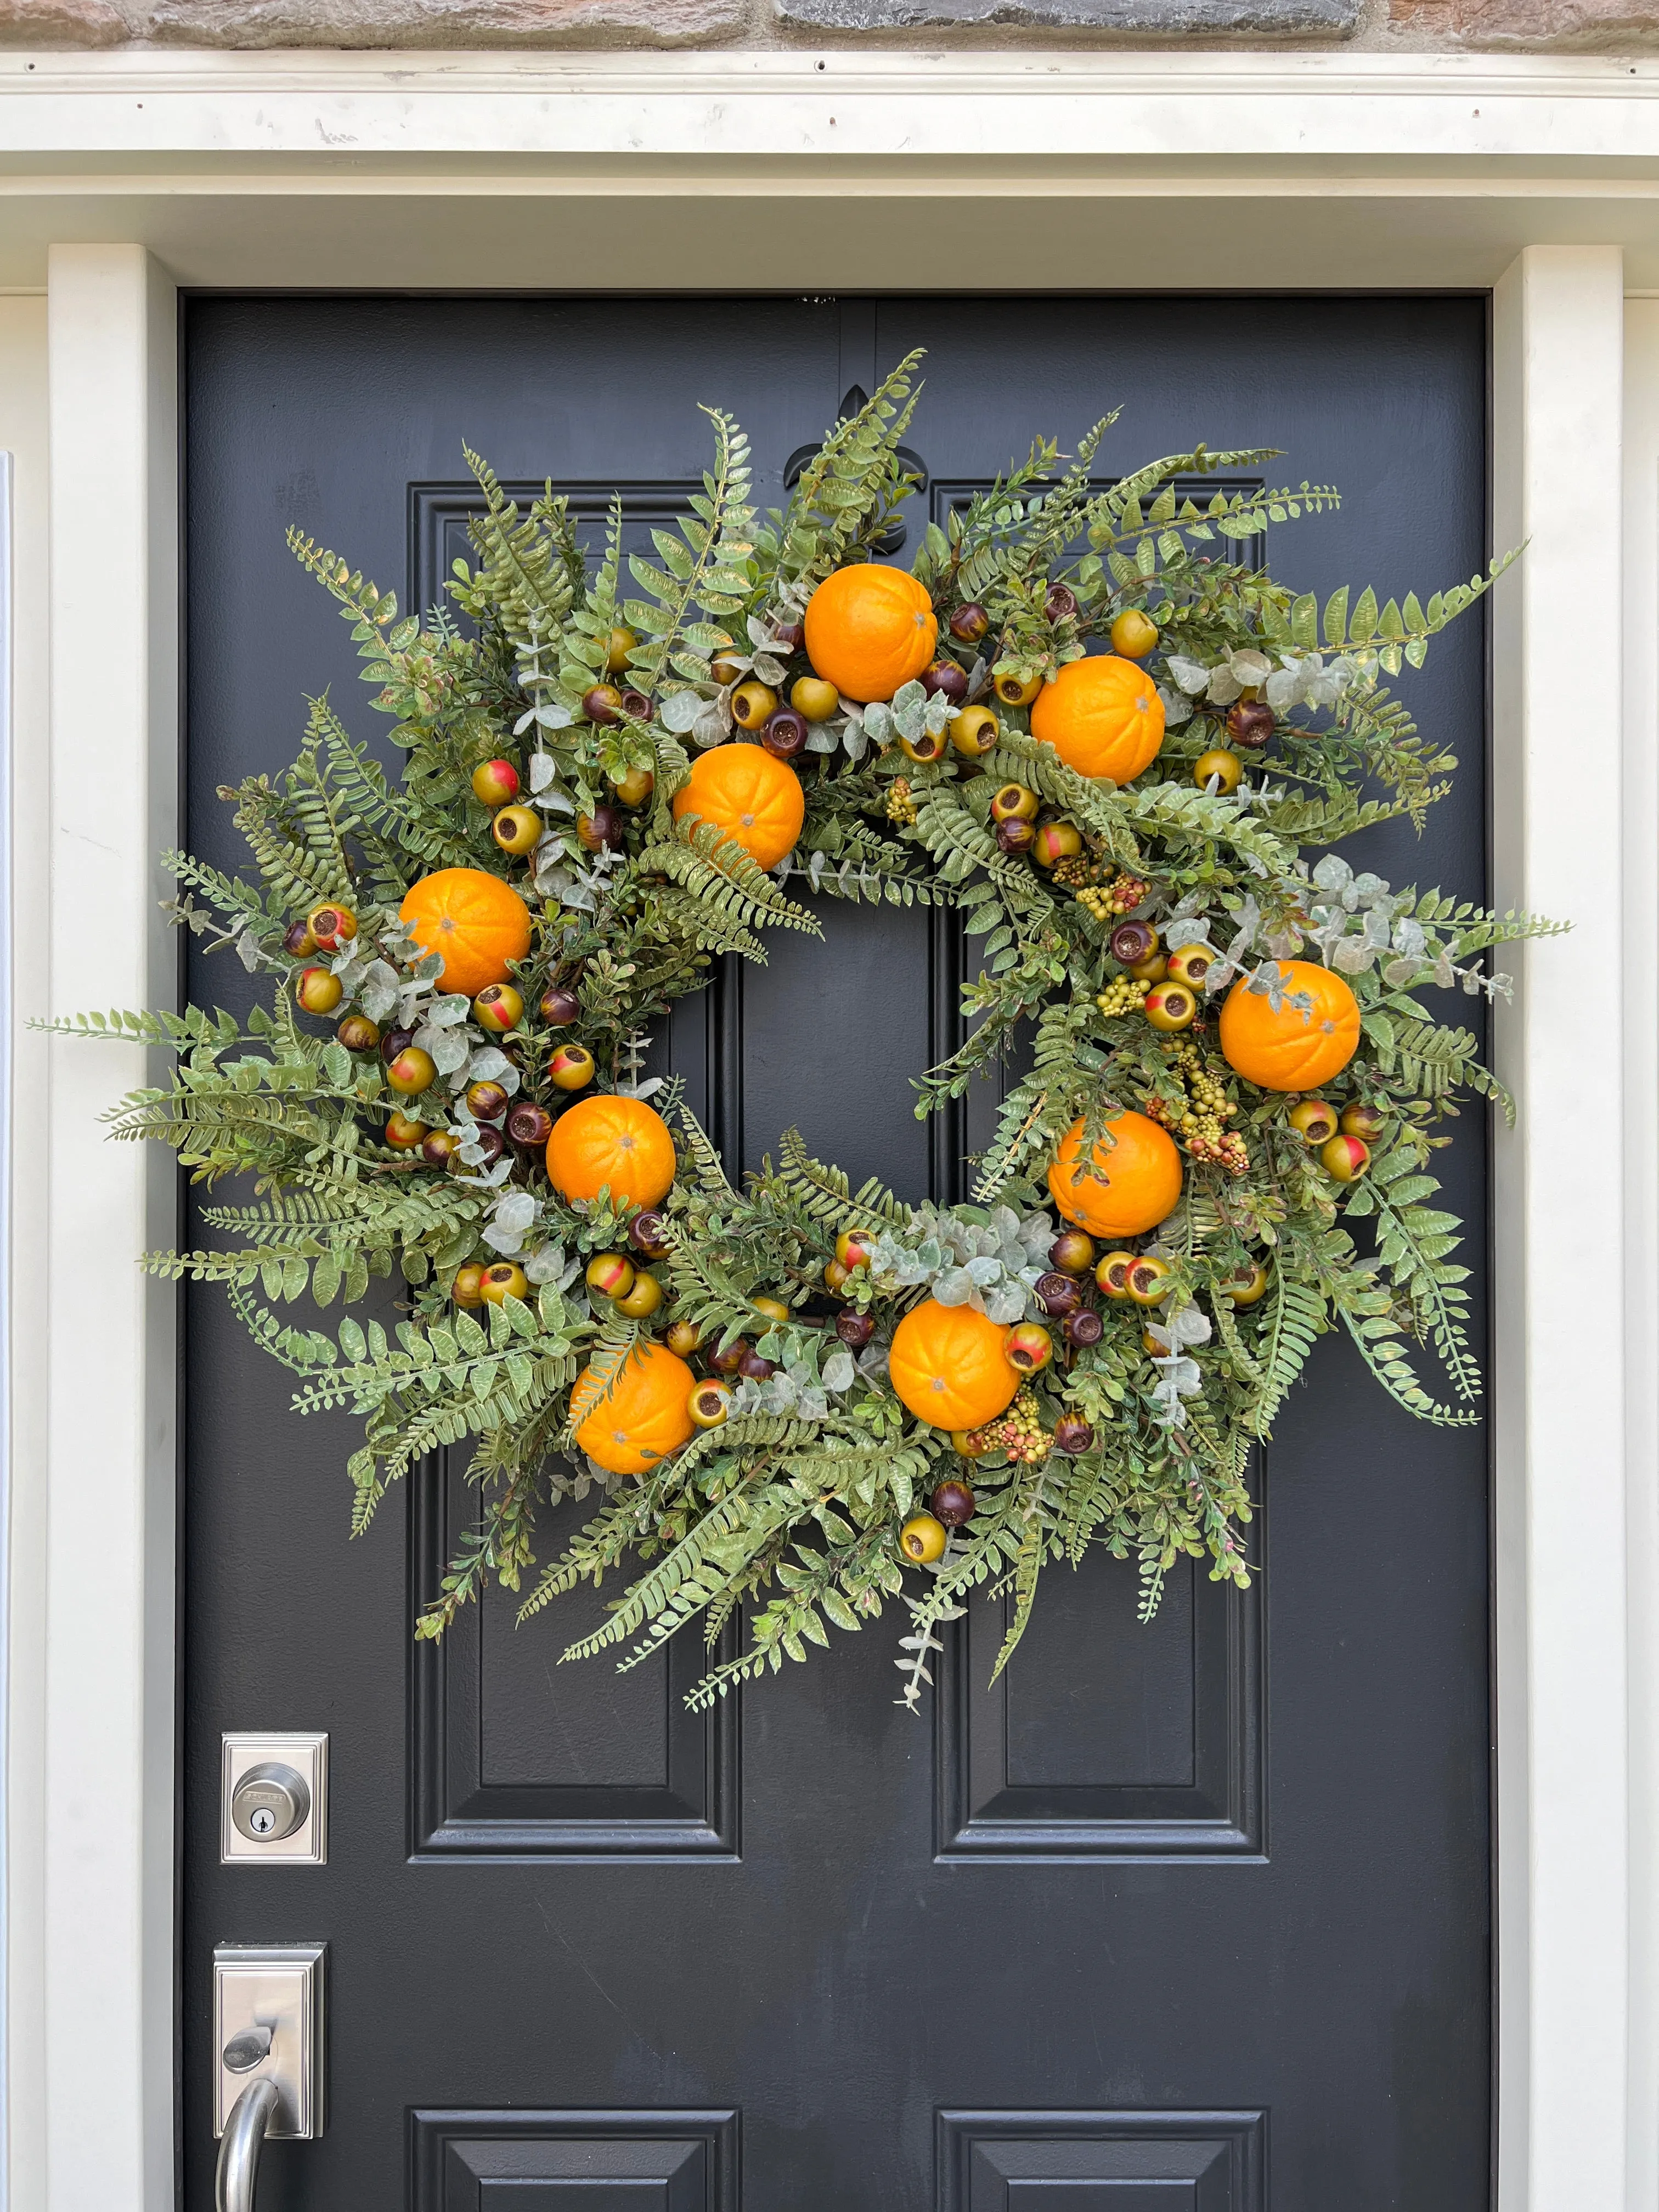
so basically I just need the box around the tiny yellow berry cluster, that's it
[1148,1042,1249,1175]
[970,1389,1047,1465]
[1051,852,1101,890]
[1073,870,1150,923]
[885,777,919,827]
[1096,977,1150,1019]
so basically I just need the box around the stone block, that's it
[142,0,745,43]
[774,0,1356,29]
[1388,0,1659,43]
[0,0,132,42]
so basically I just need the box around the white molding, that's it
[42,246,177,2212]
[0,287,48,2212]
[9,52,1659,292]
[1492,242,1632,2212]
[1621,296,1659,2212]
[3,45,1659,98]
[4,47,1659,165]
[0,431,12,2212]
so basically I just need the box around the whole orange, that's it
[399,867,532,997]
[571,1340,696,1476]
[546,1094,678,1210]
[803,563,939,704]
[889,1299,1020,1431]
[1047,1109,1183,1238]
[1219,960,1361,1092]
[672,744,805,871]
[1030,654,1165,783]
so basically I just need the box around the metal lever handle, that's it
[216,2076,280,2212]
[223,2024,273,2073]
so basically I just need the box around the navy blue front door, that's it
[182,294,1491,2210]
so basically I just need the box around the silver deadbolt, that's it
[221,1735,328,1864]
[230,1763,310,1844]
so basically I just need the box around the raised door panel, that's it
[936,1488,1263,1859]
[411,2110,738,2211]
[938,2110,1265,2212]
[411,1469,740,1857]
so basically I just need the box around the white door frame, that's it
[1,49,1655,2212]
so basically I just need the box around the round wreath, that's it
[71,356,1553,1712]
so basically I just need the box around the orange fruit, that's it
[888,1299,1020,1432]
[1218,960,1361,1092]
[672,745,805,872]
[1030,655,1165,783]
[545,1094,678,1210]
[1047,1110,1183,1239]
[571,1340,697,1476]
[399,867,532,997]
[803,563,939,704]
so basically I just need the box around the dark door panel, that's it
[183,294,1489,2211]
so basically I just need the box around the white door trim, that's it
[1,52,1652,2212]
[40,244,178,2212]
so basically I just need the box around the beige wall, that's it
[0,0,1647,61]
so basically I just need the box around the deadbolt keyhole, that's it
[230,1762,311,1844]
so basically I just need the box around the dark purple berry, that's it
[505,1101,553,1148]
[995,817,1035,856]
[761,709,809,761]
[921,660,969,704]
[1054,1413,1094,1455]
[1110,921,1157,966]
[1226,700,1276,750]
[1063,1308,1104,1348]
[465,1079,509,1122]
[930,1479,977,1527]
[1035,1271,1081,1317]
[577,805,625,853]
[628,1209,672,1260]
[835,1310,875,1351]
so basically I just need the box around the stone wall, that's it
[0,0,1646,63]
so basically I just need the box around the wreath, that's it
[64,356,1554,1713]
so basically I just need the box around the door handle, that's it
[216,2076,280,2212]
[212,1943,326,2203]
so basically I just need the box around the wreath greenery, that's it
[60,356,1559,1712]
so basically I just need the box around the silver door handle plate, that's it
[212,1943,326,2140]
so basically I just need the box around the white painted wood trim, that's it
[1,287,49,2212]
[0,420,13,2212]
[41,247,177,2212]
[1621,296,1659,2212]
[1492,243,1632,2212]
[0,66,1649,2212]
[7,45,1659,162]
[9,51,1659,294]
